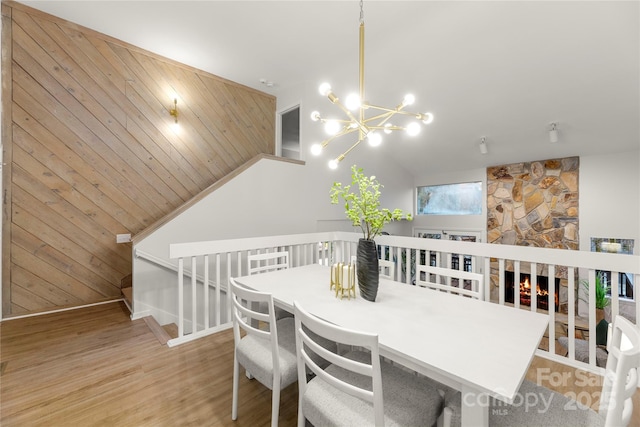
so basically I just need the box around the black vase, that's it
[357,238,379,302]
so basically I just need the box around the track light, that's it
[479,137,488,155]
[549,122,558,143]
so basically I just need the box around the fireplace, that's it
[504,272,560,312]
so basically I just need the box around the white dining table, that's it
[234,264,549,427]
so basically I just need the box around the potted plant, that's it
[579,271,610,323]
[330,165,412,301]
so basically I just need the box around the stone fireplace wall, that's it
[486,156,579,309]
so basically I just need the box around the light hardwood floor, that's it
[1,301,639,426]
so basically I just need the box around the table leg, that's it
[461,385,489,427]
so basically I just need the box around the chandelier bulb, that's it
[421,112,434,125]
[403,94,416,106]
[319,82,332,97]
[310,143,323,156]
[324,120,341,135]
[328,159,339,169]
[383,123,393,134]
[345,93,361,111]
[367,131,382,147]
[406,122,421,136]
[310,111,321,122]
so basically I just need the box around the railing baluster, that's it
[530,262,537,312]
[191,256,197,334]
[514,260,520,309]
[178,257,184,338]
[215,254,221,327]
[548,264,556,356]
[227,252,233,324]
[204,254,209,330]
[567,267,576,361]
[499,258,505,306]
[611,270,620,322]
[588,269,596,366]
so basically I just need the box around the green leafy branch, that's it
[330,165,412,241]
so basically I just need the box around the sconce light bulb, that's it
[310,143,323,156]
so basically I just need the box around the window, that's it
[591,238,635,301]
[416,182,482,215]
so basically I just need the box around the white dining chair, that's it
[442,315,640,427]
[248,250,292,320]
[248,250,290,275]
[378,259,395,280]
[293,301,445,427]
[230,278,297,427]
[416,265,484,300]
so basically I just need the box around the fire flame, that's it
[520,277,549,297]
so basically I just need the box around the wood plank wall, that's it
[1,2,276,317]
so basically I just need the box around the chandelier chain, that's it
[359,0,364,23]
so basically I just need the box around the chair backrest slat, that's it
[379,259,395,280]
[229,278,280,374]
[416,265,484,300]
[294,301,385,426]
[599,315,640,427]
[248,251,290,275]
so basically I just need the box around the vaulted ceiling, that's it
[20,1,639,175]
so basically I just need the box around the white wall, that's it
[579,150,640,254]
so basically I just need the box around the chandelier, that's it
[310,0,434,169]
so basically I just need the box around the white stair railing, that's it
[158,231,639,373]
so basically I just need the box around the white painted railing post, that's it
[178,257,184,338]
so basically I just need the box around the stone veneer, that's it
[486,156,580,309]
[487,156,579,249]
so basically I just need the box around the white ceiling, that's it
[20,1,640,176]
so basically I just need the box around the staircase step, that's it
[121,287,133,313]
[143,316,173,345]
[163,323,179,340]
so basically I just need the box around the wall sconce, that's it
[169,98,178,123]
[479,137,488,155]
[549,122,558,143]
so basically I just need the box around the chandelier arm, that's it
[320,127,360,148]
[364,103,411,114]
[363,111,395,125]
[334,136,366,165]
[368,125,405,131]
[330,96,370,136]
